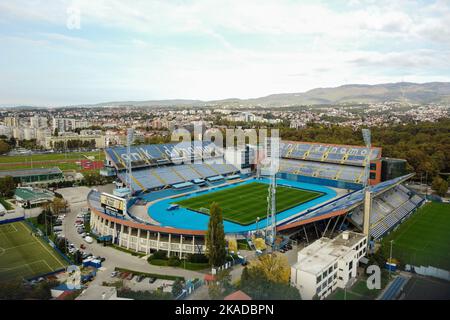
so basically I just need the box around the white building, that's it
[52,117,90,133]
[290,231,367,300]
[30,116,48,129]
[224,145,254,170]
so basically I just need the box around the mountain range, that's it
[88,82,450,108]
[4,82,450,109]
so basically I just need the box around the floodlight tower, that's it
[126,128,134,198]
[265,135,280,249]
[362,129,371,189]
[362,128,372,240]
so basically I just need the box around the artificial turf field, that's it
[175,182,323,225]
[0,221,68,282]
[381,202,450,270]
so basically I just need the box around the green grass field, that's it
[175,182,323,225]
[0,151,104,171]
[0,221,68,282]
[381,202,450,270]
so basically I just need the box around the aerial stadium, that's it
[87,133,425,256]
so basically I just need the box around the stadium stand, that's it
[348,183,425,240]
[105,141,223,170]
[277,141,381,185]
[280,142,380,165]
[117,163,239,193]
[277,173,423,240]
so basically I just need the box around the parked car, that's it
[80,244,86,250]
[149,277,156,283]
[110,271,118,278]
[84,236,94,244]
[126,273,134,281]
[135,275,144,282]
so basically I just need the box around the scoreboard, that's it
[100,193,127,215]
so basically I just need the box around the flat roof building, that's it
[290,231,367,300]
[0,168,64,186]
[14,187,55,208]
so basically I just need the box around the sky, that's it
[1,0,450,106]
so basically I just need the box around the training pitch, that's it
[381,202,450,270]
[0,221,68,282]
[175,182,323,225]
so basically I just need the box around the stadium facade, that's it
[87,140,425,256]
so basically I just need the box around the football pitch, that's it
[175,182,323,225]
[381,202,450,270]
[0,221,68,282]
[0,151,104,171]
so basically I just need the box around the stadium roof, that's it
[277,173,415,231]
[0,167,62,178]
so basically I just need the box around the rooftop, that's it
[224,290,252,300]
[293,231,366,275]
[0,167,62,178]
[76,285,129,300]
[14,188,55,201]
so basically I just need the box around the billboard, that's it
[100,193,126,215]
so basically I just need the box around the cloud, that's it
[0,0,449,104]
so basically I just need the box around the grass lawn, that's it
[380,202,450,270]
[328,270,390,300]
[175,182,323,225]
[0,151,104,171]
[148,258,209,271]
[0,221,68,282]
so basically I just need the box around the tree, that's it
[432,176,448,197]
[206,202,226,267]
[0,176,17,197]
[50,197,68,215]
[0,139,11,155]
[208,269,232,300]
[250,253,291,284]
[239,253,301,300]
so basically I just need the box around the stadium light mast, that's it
[362,128,371,189]
[362,128,372,245]
[265,134,280,250]
[126,128,134,199]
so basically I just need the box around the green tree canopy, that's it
[206,202,227,268]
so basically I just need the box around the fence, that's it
[0,210,25,224]
[24,220,73,265]
[406,265,450,282]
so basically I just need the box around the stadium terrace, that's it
[87,140,424,256]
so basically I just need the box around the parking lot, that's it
[59,186,205,289]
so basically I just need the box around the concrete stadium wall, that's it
[89,208,207,257]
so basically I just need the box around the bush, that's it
[187,253,209,264]
[167,256,181,267]
[151,250,168,260]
